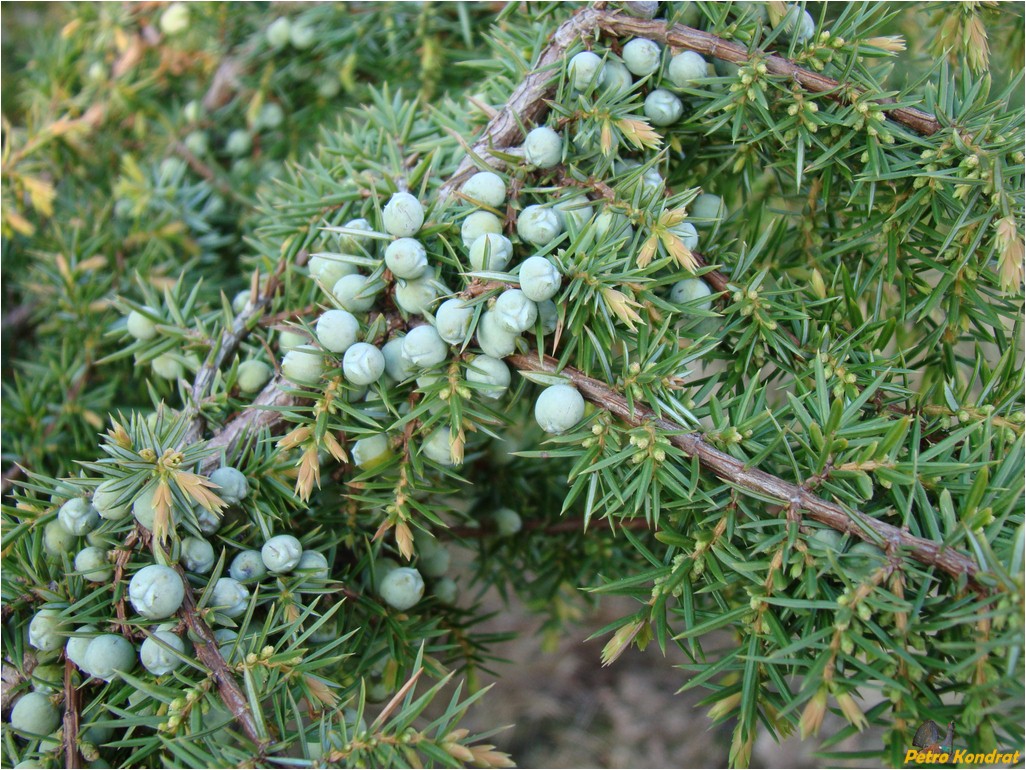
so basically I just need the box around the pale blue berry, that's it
[129,564,185,619]
[28,608,68,652]
[622,38,661,76]
[476,310,519,358]
[209,577,249,618]
[495,289,538,333]
[209,466,248,505]
[535,384,586,434]
[394,274,440,315]
[461,172,506,207]
[568,51,603,90]
[435,298,475,344]
[282,346,325,385]
[468,232,513,271]
[382,192,424,237]
[461,211,503,249]
[229,550,267,582]
[401,325,448,368]
[83,634,136,681]
[670,278,713,312]
[644,89,683,126]
[668,51,708,88]
[316,309,360,354]
[378,567,425,611]
[140,629,185,675]
[58,498,99,536]
[343,342,385,385]
[518,256,562,302]
[10,692,60,735]
[517,205,562,246]
[331,274,381,313]
[465,355,510,399]
[384,238,428,279]
[523,126,563,168]
[180,536,216,574]
[75,546,113,583]
[262,534,303,573]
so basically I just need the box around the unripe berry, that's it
[537,299,559,335]
[229,550,267,582]
[493,507,523,535]
[594,209,635,241]
[75,546,113,583]
[495,289,538,333]
[535,384,586,434]
[343,342,386,386]
[83,634,136,681]
[461,211,503,249]
[465,355,511,399]
[127,308,159,341]
[690,193,725,226]
[262,534,303,573]
[266,17,292,49]
[140,628,186,675]
[289,22,315,49]
[422,427,458,466]
[331,274,381,313]
[468,232,513,271]
[553,195,594,231]
[29,608,68,652]
[644,89,683,125]
[600,60,633,94]
[524,126,563,168]
[225,129,252,157]
[402,325,448,368]
[296,550,330,589]
[184,130,209,156]
[282,346,325,385]
[256,102,284,130]
[209,577,249,618]
[151,352,184,381]
[159,3,190,35]
[180,536,215,574]
[476,310,519,358]
[461,172,506,207]
[278,329,309,353]
[43,519,75,556]
[517,205,562,246]
[93,479,131,521]
[382,192,424,237]
[316,309,360,354]
[237,360,272,393]
[670,221,699,250]
[394,274,440,315]
[670,278,713,312]
[335,218,373,252]
[378,567,425,611]
[352,434,393,470]
[310,253,359,288]
[384,237,428,279]
[59,498,99,535]
[382,337,416,381]
[9,692,60,735]
[622,38,662,76]
[778,6,816,42]
[65,626,97,671]
[622,0,659,18]
[668,51,708,88]
[568,51,603,90]
[433,576,458,605]
[435,298,476,344]
[209,466,249,505]
[129,564,186,619]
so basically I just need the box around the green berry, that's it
[180,536,215,574]
[378,567,425,611]
[535,384,586,434]
[209,466,248,505]
[262,534,303,573]
[159,3,190,35]
[382,338,416,381]
[523,126,563,168]
[93,479,132,521]
[256,102,284,130]
[65,625,97,672]
[670,221,699,250]
[401,325,448,368]
[352,434,393,470]
[225,129,252,157]
[278,329,309,353]
[568,51,603,90]
[461,172,506,207]
[231,290,252,314]
[435,298,475,344]
[334,218,374,252]
[518,256,561,302]
[343,342,385,385]
[83,634,136,682]
[316,309,360,354]
[184,130,209,156]
[229,550,267,582]
[43,519,76,556]
[599,59,633,94]
[237,360,272,393]
[670,278,713,312]
[309,252,358,288]
[644,89,683,125]
[623,1,659,19]
[668,51,708,88]
[289,22,315,49]
[29,608,68,652]
[266,17,291,48]
[129,564,185,619]
[384,237,428,279]
[468,232,513,271]
[690,193,725,226]
[517,205,562,246]
[553,195,594,231]
[209,577,249,618]
[195,505,221,535]
[778,6,815,42]
[151,352,184,381]
[58,498,99,536]
[296,550,330,589]
[465,355,511,399]
[493,507,523,535]
[622,38,662,76]
[432,576,458,605]
[495,289,538,333]
[331,274,381,312]
[9,692,60,736]
[75,546,113,583]
[140,629,185,675]
[382,192,424,237]
[422,427,457,466]
[394,274,440,315]
[127,308,159,341]
[461,211,503,249]
[537,299,559,335]
[282,345,325,385]
[476,310,519,358]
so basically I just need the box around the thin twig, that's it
[62,656,81,769]
[508,352,983,591]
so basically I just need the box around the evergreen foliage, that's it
[2,2,1023,768]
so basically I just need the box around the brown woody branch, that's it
[62,656,81,769]
[508,352,983,591]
